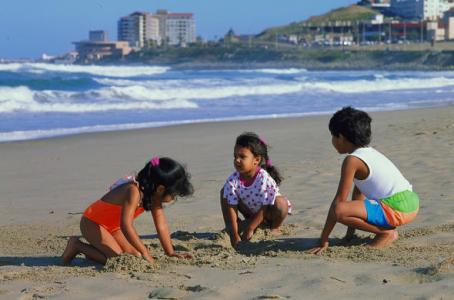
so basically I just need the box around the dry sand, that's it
[1,106,454,299]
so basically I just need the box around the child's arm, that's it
[227,205,242,245]
[151,201,193,259]
[310,156,359,254]
[120,186,154,263]
[242,207,266,240]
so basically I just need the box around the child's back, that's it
[350,147,411,200]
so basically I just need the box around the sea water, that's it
[1,63,454,142]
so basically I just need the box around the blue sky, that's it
[0,0,356,59]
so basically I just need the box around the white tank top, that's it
[350,147,412,200]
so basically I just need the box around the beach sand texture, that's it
[1,107,453,299]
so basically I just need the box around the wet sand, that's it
[1,106,453,299]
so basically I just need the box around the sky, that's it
[0,0,356,59]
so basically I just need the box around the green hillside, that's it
[306,4,380,24]
[258,5,380,40]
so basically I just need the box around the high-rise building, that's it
[155,10,196,46]
[89,30,108,42]
[117,12,160,48]
[391,0,454,20]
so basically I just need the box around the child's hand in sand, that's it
[309,240,329,255]
[142,253,155,264]
[241,228,254,241]
[169,251,193,259]
[231,234,242,247]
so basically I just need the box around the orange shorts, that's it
[83,200,145,233]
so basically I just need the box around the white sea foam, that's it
[0,111,332,142]
[0,86,197,113]
[251,68,307,74]
[0,63,169,77]
[0,79,304,113]
[297,76,454,93]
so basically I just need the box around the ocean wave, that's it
[0,63,169,77]
[0,86,196,113]
[240,68,307,74]
[0,79,304,113]
[297,76,454,93]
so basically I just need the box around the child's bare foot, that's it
[368,230,398,248]
[270,228,282,237]
[61,237,80,265]
[343,227,356,242]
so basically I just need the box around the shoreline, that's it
[3,104,454,144]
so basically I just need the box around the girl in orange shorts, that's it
[61,156,193,265]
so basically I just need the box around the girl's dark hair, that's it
[329,106,372,147]
[235,132,283,185]
[136,157,193,211]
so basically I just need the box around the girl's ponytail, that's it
[261,151,282,186]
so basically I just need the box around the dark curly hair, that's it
[136,157,193,211]
[235,132,283,185]
[329,106,372,147]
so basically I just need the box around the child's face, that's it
[233,146,261,175]
[153,185,176,205]
[332,134,355,154]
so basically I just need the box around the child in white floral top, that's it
[221,132,292,247]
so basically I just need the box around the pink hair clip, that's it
[266,159,272,167]
[150,156,160,167]
[259,137,267,145]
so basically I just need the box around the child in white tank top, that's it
[310,107,419,255]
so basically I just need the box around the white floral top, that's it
[223,168,279,214]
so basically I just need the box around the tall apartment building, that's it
[89,30,108,42]
[117,12,160,48]
[155,10,196,46]
[391,0,454,20]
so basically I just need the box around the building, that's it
[444,8,454,38]
[391,0,454,20]
[155,10,196,46]
[73,32,131,62]
[89,30,108,42]
[117,12,160,48]
[358,0,392,14]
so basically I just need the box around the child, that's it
[310,107,419,254]
[220,132,292,247]
[61,156,194,265]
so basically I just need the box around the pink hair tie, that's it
[150,156,160,167]
[259,137,267,145]
[266,159,272,167]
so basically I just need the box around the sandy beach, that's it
[1,106,453,299]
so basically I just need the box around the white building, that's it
[391,0,454,20]
[155,10,196,46]
[117,12,160,48]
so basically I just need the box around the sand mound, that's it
[425,256,454,275]
[103,254,157,273]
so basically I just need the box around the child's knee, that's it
[333,202,347,220]
[273,196,289,216]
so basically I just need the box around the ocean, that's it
[1,63,454,142]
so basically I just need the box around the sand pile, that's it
[103,254,156,273]
[101,224,299,273]
[425,256,454,275]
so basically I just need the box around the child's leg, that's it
[62,217,123,265]
[265,196,289,235]
[334,200,397,248]
[62,236,107,265]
